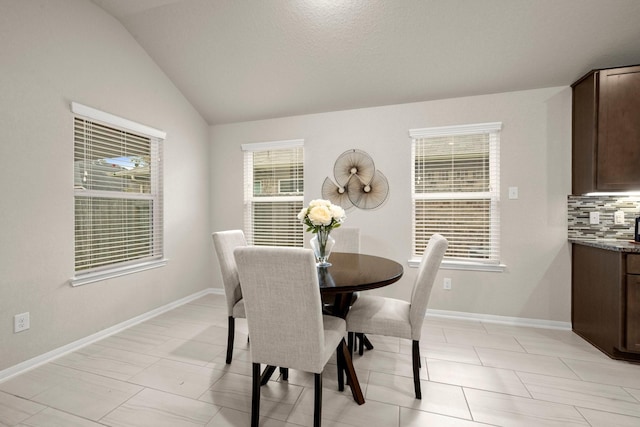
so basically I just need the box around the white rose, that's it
[297,207,308,221]
[309,199,331,208]
[308,205,332,226]
[330,204,345,221]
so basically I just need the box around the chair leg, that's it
[314,373,322,427]
[362,334,374,350]
[279,367,289,381]
[226,316,235,364]
[412,340,422,399]
[347,332,355,356]
[336,344,344,391]
[357,333,364,355]
[251,363,261,427]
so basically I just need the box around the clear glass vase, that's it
[310,228,335,267]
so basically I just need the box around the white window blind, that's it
[242,140,304,247]
[72,103,165,282]
[410,123,501,267]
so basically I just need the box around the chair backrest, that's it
[212,230,247,315]
[409,233,448,339]
[234,246,326,373]
[331,226,360,253]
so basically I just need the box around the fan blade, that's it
[347,170,389,210]
[322,177,354,210]
[333,149,375,187]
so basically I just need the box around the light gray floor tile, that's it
[400,340,482,365]
[399,407,487,427]
[128,358,225,399]
[475,347,581,379]
[626,386,640,401]
[17,407,105,427]
[366,371,470,419]
[52,344,160,381]
[29,369,143,421]
[423,317,486,332]
[577,406,640,427]
[146,337,226,366]
[199,371,304,422]
[518,371,640,417]
[464,387,589,426]
[101,387,221,427]
[444,329,526,352]
[428,358,531,397]
[350,348,427,380]
[287,387,399,427]
[514,334,612,362]
[561,357,640,388]
[0,390,45,426]
[205,407,305,426]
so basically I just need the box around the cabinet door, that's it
[597,65,640,190]
[627,274,640,353]
[572,72,597,194]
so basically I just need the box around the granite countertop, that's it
[569,238,640,253]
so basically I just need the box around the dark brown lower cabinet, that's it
[572,243,640,362]
[626,271,640,353]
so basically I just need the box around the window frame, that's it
[409,122,505,272]
[241,139,304,247]
[70,102,167,286]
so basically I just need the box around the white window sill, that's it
[408,258,506,272]
[70,259,168,287]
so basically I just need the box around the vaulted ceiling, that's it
[92,0,640,125]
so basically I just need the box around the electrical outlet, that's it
[443,278,452,290]
[508,187,518,199]
[589,211,600,225]
[14,312,30,333]
[614,210,625,225]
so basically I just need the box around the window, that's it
[410,122,502,271]
[71,103,166,286]
[242,140,304,247]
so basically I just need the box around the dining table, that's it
[260,252,404,405]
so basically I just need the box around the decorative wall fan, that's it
[322,149,389,210]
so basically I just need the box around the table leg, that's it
[260,365,277,385]
[338,339,364,404]
[331,292,354,318]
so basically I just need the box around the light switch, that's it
[508,187,518,199]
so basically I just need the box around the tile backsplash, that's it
[568,195,640,241]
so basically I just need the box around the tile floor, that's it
[2,293,640,426]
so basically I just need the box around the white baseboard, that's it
[426,308,572,330]
[1,288,570,383]
[0,288,216,383]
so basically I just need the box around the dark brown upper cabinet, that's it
[572,65,640,194]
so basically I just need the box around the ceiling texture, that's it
[91,0,640,125]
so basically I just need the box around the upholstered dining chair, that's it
[211,230,247,364]
[345,233,448,399]
[234,246,363,427]
[330,226,360,253]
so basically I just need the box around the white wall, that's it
[210,87,572,323]
[0,0,212,371]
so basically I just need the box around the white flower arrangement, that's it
[298,199,346,233]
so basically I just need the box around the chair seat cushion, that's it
[232,299,245,318]
[346,295,412,340]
